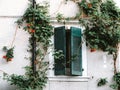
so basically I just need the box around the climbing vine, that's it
[1,0,120,90]
[3,1,53,90]
[77,0,120,89]
[56,0,120,89]
[79,0,120,74]
[97,78,108,87]
[17,1,53,50]
[2,46,14,62]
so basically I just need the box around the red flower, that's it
[90,48,96,52]
[27,24,31,27]
[8,58,12,61]
[28,29,35,33]
[87,3,92,8]
[31,29,35,33]
[3,56,7,59]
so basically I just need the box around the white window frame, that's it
[48,21,90,81]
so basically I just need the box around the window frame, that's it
[48,25,89,81]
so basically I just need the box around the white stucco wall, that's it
[0,18,30,90]
[0,0,120,90]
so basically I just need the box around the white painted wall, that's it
[0,0,28,16]
[0,18,30,90]
[0,0,120,90]
[88,51,114,90]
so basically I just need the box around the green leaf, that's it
[2,46,8,51]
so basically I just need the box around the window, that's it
[54,26,82,76]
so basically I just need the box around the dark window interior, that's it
[66,29,71,75]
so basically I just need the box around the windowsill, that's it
[48,76,90,82]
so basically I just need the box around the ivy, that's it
[110,72,120,89]
[78,0,120,54]
[17,1,53,49]
[100,0,120,19]
[3,1,53,90]
[3,66,47,90]
[97,78,108,87]
[77,0,99,16]
[2,46,14,62]
[77,0,120,89]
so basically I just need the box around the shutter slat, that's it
[70,27,82,76]
[54,26,66,75]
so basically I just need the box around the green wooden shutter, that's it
[54,26,66,75]
[70,27,82,76]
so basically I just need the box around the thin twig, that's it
[0,70,8,74]
[50,0,64,16]
[10,26,18,47]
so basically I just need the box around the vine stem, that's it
[32,0,36,73]
[10,26,18,47]
[50,0,64,16]
[113,55,117,74]
[0,70,8,75]
[113,45,119,74]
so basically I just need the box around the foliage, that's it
[100,0,120,19]
[79,0,120,55]
[77,0,100,16]
[3,1,53,90]
[77,0,120,89]
[82,16,120,54]
[97,78,108,87]
[56,13,70,24]
[3,66,48,90]
[56,13,64,23]
[53,50,64,60]
[110,72,120,89]
[2,46,14,62]
[16,1,53,49]
[2,0,120,89]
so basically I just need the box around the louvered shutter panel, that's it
[54,26,66,75]
[70,27,82,76]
